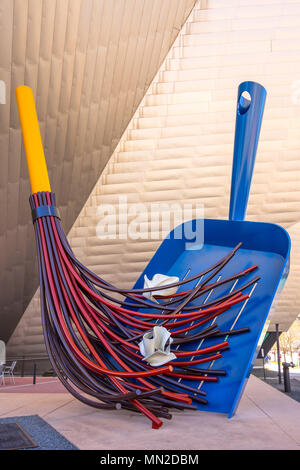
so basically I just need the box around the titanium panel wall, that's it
[8,0,300,360]
[0,0,196,342]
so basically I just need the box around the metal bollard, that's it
[33,362,37,385]
[282,362,295,393]
[262,355,266,380]
[21,356,25,377]
[276,324,281,384]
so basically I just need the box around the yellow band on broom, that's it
[15,85,51,194]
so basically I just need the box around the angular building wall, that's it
[0,0,196,342]
[8,0,300,360]
[271,223,300,330]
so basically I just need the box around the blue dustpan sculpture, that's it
[132,81,290,417]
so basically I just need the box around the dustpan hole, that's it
[238,91,251,114]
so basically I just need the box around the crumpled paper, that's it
[143,273,179,302]
[139,326,177,367]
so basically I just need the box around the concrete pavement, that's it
[1,375,300,450]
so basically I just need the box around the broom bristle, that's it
[30,191,257,428]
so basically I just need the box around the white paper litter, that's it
[143,273,179,302]
[138,326,177,367]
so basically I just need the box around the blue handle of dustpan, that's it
[229,81,267,222]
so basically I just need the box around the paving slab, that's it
[0,375,299,450]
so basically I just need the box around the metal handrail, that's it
[4,354,53,384]
[6,354,49,362]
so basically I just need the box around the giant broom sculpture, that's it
[16,86,259,428]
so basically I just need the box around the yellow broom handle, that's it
[15,86,51,194]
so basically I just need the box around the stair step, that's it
[188,14,300,35]
[193,4,285,23]
[105,172,143,185]
[116,150,154,163]
[144,91,211,106]
[122,139,156,152]
[187,18,232,35]
[136,114,203,129]
[141,102,209,118]
[131,116,166,130]
[171,40,271,59]
[117,143,234,162]
[154,74,296,96]
[153,79,212,94]
[129,122,233,141]
[183,29,272,47]
[136,111,236,130]
[124,133,233,153]
[194,0,237,8]
[166,49,300,72]
[198,0,299,8]
[112,158,189,174]
[161,58,300,83]
[151,82,174,94]
[128,127,161,140]
[193,6,236,21]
